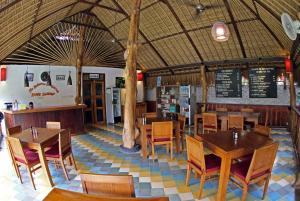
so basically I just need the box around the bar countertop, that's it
[1,104,86,114]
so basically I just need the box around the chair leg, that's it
[241,185,248,201]
[166,144,170,153]
[170,143,173,160]
[151,143,155,160]
[16,165,23,184]
[181,134,185,151]
[60,159,69,181]
[185,164,191,186]
[70,154,77,170]
[26,166,36,190]
[197,174,206,199]
[263,176,270,199]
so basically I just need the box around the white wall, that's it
[0,65,76,108]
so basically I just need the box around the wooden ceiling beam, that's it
[253,0,281,22]
[223,0,247,58]
[0,0,22,13]
[291,35,300,62]
[161,0,204,61]
[240,0,284,49]
[28,0,43,40]
[111,0,171,73]
[80,0,123,13]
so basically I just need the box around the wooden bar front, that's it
[2,104,86,134]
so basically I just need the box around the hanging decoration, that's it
[24,66,29,87]
[47,66,52,86]
[211,21,230,42]
[0,65,7,81]
[137,72,144,81]
[67,71,72,85]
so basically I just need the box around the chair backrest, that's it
[186,135,206,171]
[7,125,22,136]
[241,108,254,113]
[254,125,271,137]
[228,115,244,130]
[202,112,217,131]
[46,121,61,129]
[245,142,279,182]
[178,114,186,132]
[80,173,135,197]
[151,121,173,141]
[216,107,227,112]
[59,129,71,156]
[142,112,157,119]
[7,136,27,164]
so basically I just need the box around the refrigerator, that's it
[179,85,195,125]
[106,87,122,124]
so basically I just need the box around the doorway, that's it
[83,73,106,125]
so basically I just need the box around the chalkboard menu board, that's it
[215,69,242,98]
[249,67,277,98]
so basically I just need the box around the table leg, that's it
[194,116,198,135]
[175,123,180,153]
[37,146,54,187]
[221,119,227,131]
[216,154,231,201]
[141,126,147,159]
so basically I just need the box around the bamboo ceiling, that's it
[0,0,299,73]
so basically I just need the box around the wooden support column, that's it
[289,69,297,133]
[200,65,207,112]
[122,0,141,149]
[75,25,86,104]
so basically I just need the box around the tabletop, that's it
[43,188,169,201]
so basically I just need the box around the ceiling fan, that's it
[181,0,221,17]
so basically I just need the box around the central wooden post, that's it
[75,25,86,104]
[122,0,142,149]
[200,65,207,112]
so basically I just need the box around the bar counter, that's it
[1,104,86,134]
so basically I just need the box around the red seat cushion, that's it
[203,125,216,129]
[15,151,40,165]
[231,159,270,182]
[189,154,221,173]
[45,144,71,158]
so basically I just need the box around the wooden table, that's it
[139,118,180,159]
[43,188,169,201]
[13,128,63,187]
[194,111,260,134]
[197,131,273,201]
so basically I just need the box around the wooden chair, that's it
[254,125,271,137]
[202,113,217,133]
[230,142,279,201]
[264,111,269,127]
[7,125,22,136]
[185,135,221,198]
[44,129,77,180]
[241,108,254,113]
[228,114,244,131]
[7,136,41,190]
[216,107,227,112]
[149,121,173,159]
[178,114,186,150]
[80,173,135,197]
[142,112,157,121]
[46,121,61,129]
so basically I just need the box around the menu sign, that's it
[215,69,242,98]
[249,67,277,98]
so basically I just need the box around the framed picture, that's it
[116,77,125,88]
[26,73,34,82]
[56,75,65,81]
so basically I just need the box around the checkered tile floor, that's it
[0,125,297,201]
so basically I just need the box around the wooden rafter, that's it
[223,0,247,58]
[0,0,22,13]
[80,0,123,13]
[240,0,284,49]
[253,0,281,22]
[28,0,42,40]
[111,0,170,72]
[161,0,204,61]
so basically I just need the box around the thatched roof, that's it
[0,0,299,74]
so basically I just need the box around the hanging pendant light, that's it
[24,66,29,87]
[47,66,52,86]
[211,21,230,42]
[67,71,72,85]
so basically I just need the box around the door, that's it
[83,77,106,125]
